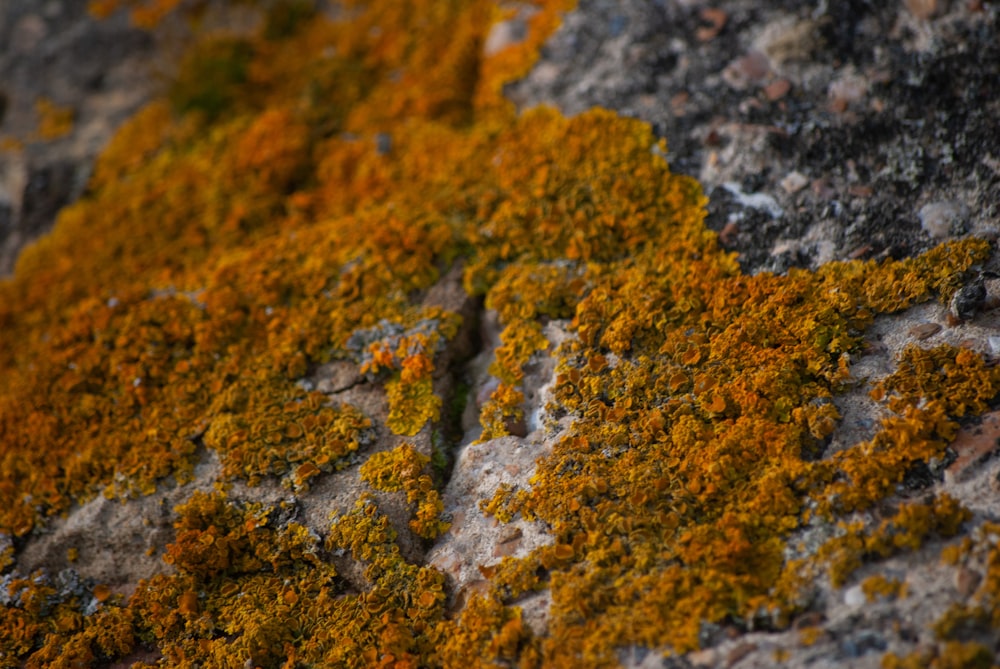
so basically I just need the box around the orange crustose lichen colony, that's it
[1,0,998,667]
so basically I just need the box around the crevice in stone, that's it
[419,262,488,494]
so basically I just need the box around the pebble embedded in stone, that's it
[905,0,939,20]
[844,584,866,607]
[722,50,771,90]
[955,566,982,598]
[919,200,969,240]
[908,322,941,340]
[780,170,809,194]
[764,78,791,101]
[949,277,986,322]
[695,8,727,42]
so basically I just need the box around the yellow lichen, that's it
[861,574,907,602]
[360,443,451,539]
[34,98,75,141]
[2,0,1000,666]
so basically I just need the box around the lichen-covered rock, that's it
[2,1,1000,668]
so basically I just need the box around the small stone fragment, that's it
[758,17,822,66]
[949,277,986,322]
[780,170,809,194]
[719,220,739,245]
[848,244,873,259]
[955,566,982,598]
[919,200,969,239]
[905,0,938,20]
[722,50,771,90]
[696,8,727,42]
[764,78,791,101]
[908,322,941,340]
[945,410,1000,484]
[844,584,866,608]
[505,415,528,438]
[498,526,522,544]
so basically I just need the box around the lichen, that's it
[34,97,75,141]
[2,0,999,666]
[360,443,451,539]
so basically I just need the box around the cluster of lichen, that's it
[1,490,456,668]
[34,97,75,141]
[881,521,1000,669]
[2,0,999,666]
[349,317,460,437]
[479,233,993,661]
[360,443,450,539]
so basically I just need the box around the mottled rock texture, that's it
[1,1,1000,668]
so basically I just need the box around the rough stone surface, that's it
[507,0,1000,276]
[4,1,1000,667]
[0,0,157,275]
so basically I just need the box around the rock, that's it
[0,0,155,275]
[723,50,771,90]
[948,276,986,322]
[780,170,809,195]
[425,435,554,611]
[5,1,1000,667]
[955,566,982,598]
[905,0,939,20]
[919,200,969,240]
[908,322,942,340]
[844,585,866,608]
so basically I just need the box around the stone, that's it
[919,200,969,240]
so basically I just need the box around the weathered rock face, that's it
[2,1,1000,668]
[0,0,156,275]
[504,4,1000,664]
[508,0,1000,276]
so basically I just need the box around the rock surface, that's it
[2,1,1000,667]
[508,0,1000,275]
[500,3,1000,665]
[0,0,156,275]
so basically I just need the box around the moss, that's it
[2,0,1000,666]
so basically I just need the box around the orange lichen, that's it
[818,494,971,589]
[861,574,907,602]
[88,0,185,29]
[360,443,451,539]
[882,642,996,669]
[34,98,75,141]
[3,0,1000,666]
